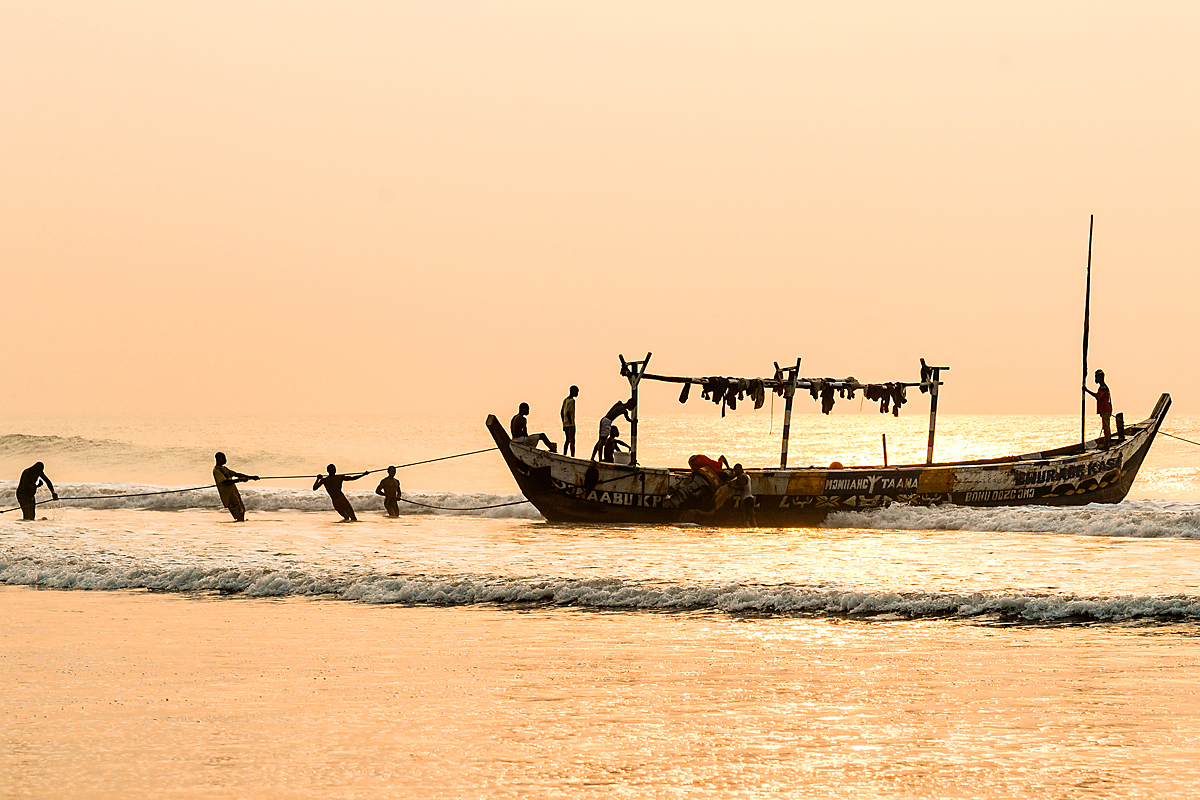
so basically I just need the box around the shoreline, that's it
[5,585,1200,798]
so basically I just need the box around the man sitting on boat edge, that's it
[511,402,558,452]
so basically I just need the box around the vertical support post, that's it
[926,367,941,465]
[882,434,888,467]
[622,352,652,467]
[780,358,801,468]
[630,379,640,467]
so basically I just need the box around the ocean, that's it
[5,409,1200,798]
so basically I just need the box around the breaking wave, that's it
[826,500,1200,539]
[5,484,1200,536]
[0,432,169,458]
[2,553,1198,623]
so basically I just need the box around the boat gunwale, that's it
[497,401,1166,475]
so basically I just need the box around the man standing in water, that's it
[560,385,579,458]
[314,464,369,521]
[16,462,57,521]
[375,466,402,518]
[213,452,258,522]
[1083,369,1113,445]
[729,463,756,527]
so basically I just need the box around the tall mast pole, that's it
[1082,214,1094,449]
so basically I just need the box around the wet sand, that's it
[5,585,1200,799]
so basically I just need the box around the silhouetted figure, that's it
[375,466,402,518]
[314,464,368,521]
[599,425,630,463]
[510,403,557,452]
[16,462,57,521]
[591,398,635,460]
[1083,369,1113,445]
[213,452,258,522]
[561,385,579,458]
[730,463,756,526]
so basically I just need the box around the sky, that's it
[2,1,1198,424]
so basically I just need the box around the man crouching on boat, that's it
[510,403,558,452]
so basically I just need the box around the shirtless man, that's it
[591,398,634,460]
[16,462,57,521]
[510,403,557,451]
[314,464,369,521]
[599,426,630,463]
[375,466,402,518]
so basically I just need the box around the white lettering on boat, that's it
[964,489,1035,502]
[1014,454,1121,487]
[552,478,664,508]
[824,471,920,495]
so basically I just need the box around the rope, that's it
[0,448,506,515]
[398,496,530,511]
[0,484,218,514]
[1159,430,1200,448]
[254,448,499,480]
[56,485,217,502]
[359,447,500,475]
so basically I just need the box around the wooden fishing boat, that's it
[487,354,1170,525]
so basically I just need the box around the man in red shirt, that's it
[1083,369,1112,444]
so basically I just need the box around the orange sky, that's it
[3,2,1197,423]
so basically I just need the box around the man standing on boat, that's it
[561,386,579,458]
[510,403,557,452]
[1083,369,1113,445]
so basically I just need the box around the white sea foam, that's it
[7,481,1200,534]
[0,481,538,518]
[826,500,1200,539]
[2,552,1197,623]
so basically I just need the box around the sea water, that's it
[5,410,1200,797]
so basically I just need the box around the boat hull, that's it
[487,394,1170,526]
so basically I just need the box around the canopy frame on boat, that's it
[617,353,950,468]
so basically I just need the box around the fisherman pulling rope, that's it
[0,447,528,516]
